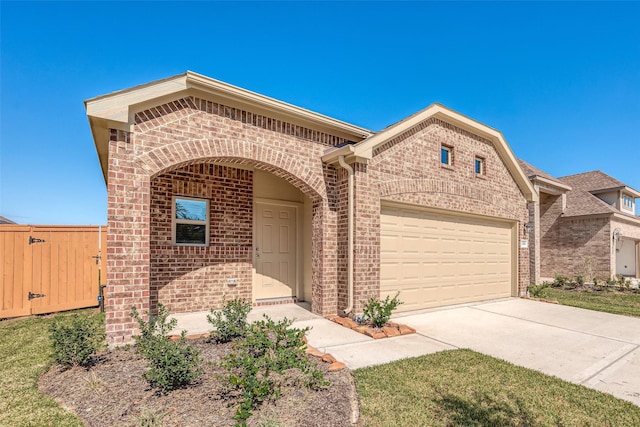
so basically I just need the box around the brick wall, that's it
[368,118,530,296]
[105,96,341,345]
[150,163,253,313]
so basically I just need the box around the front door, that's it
[253,202,297,301]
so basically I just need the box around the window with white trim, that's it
[172,196,209,245]
[623,195,634,210]
[475,156,485,175]
[441,145,452,166]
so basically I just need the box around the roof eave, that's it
[532,176,572,192]
[348,104,539,203]
[86,71,375,183]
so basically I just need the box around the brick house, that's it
[86,72,537,346]
[519,159,640,283]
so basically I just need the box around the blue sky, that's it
[1,1,639,224]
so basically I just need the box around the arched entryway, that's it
[148,159,320,314]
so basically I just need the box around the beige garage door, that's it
[381,204,514,312]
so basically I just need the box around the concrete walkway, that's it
[171,298,640,406]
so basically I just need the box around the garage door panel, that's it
[381,206,513,312]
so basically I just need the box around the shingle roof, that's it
[559,170,627,192]
[517,159,569,191]
[0,216,15,224]
[562,190,619,217]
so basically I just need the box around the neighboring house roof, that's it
[562,190,621,217]
[0,216,16,224]
[559,170,640,198]
[517,159,571,193]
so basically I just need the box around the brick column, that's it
[311,197,338,316]
[351,162,380,313]
[528,199,541,285]
[105,130,151,346]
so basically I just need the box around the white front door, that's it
[616,239,637,276]
[253,202,297,300]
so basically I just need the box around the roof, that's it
[517,159,571,193]
[562,190,619,217]
[559,170,640,197]
[323,103,538,203]
[0,216,15,224]
[86,71,373,182]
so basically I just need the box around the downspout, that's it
[338,155,354,317]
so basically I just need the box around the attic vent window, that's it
[441,145,452,166]
[475,157,485,175]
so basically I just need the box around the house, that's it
[0,216,16,224]
[86,72,537,346]
[519,159,640,284]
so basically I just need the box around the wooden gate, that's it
[0,225,107,318]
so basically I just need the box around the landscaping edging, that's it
[328,316,416,339]
[521,296,559,304]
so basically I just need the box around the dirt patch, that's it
[39,339,358,426]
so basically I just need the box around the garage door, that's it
[381,204,514,312]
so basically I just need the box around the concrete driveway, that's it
[323,298,640,406]
[172,298,640,406]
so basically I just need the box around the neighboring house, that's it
[86,71,537,346]
[0,216,16,224]
[519,159,640,284]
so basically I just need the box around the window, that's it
[441,145,452,166]
[173,196,209,245]
[623,195,634,209]
[475,157,485,175]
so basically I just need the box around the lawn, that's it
[355,349,640,426]
[541,287,640,318]
[0,313,84,427]
[3,311,640,426]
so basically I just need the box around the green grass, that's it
[0,313,86,427]
[355,349,640,427]
[542,287,640,318]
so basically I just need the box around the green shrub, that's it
[527,282,550,298]
[222,315,327,425]
[49,312,105,367]
[552,274,567,288]
[362,292,403,328]
[575,275,585,286]
[207,297,252,343]
[130,304,202,392]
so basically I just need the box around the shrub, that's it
[552,274,567,288]
[527,282,550,298]
[362,292,403,328]
[130,304,202,392]
[207,297,252,343]
[222,315,327,425]
[575,275,585,286]
[49,312,105,367]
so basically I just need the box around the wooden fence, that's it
[0,225,107,319]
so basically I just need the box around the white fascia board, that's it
[185,72,372,140]
[85,74,189,125]
[533,176,572,192]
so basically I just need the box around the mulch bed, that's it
[38,338,359,427]
[329,316,416,339]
